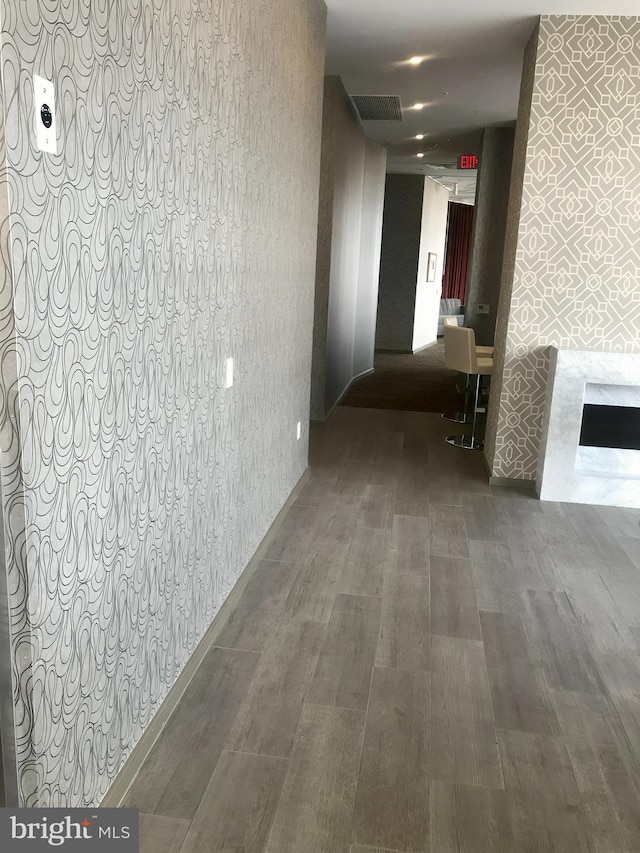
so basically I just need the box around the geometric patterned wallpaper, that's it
[0,0,326,806]
[484,24,539,477]
[486,15,640,480]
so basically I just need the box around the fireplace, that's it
[580,404,640,451]
[537,349,640,508]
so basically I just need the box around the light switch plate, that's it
[477,303,490,314]
[33,74,57,154]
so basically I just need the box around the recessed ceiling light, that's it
[415,134,424,140]
[413,103,424,110]
[409,56,423,66]
[417,153,424,158]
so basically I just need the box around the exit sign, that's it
[457,154,479,169]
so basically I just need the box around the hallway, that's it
[341,342,460,413]
[128,407,640,853]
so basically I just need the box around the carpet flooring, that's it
[342,341,461,413]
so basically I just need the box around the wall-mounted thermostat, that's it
[33,75,57,154]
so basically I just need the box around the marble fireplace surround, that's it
[537,347,640,509]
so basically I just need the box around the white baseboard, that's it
[100,466,311,807]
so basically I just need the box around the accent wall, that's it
[0,0,327,806]
[486,15,640,480]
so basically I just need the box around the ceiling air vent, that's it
[350,95,403,122]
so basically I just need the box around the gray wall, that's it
[354,140,387,376]
[465,127,515,347]
[311,77,387,419]
[375,175,425,352]
[0,0,326,806]
[486,15,640,480]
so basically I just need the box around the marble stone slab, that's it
[583,383,640,407]
[537,348,640,509]
[576,447,640,479]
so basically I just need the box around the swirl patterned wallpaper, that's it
[0,0,326,806]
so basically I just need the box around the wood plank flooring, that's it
[127,407,640,852]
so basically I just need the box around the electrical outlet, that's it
[477,303,490,315]
[296,421,301,440]
[34,74,57,154]
[225,357,233,388]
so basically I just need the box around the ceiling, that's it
[324,1,640,201]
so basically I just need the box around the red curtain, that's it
[442,202,474,302]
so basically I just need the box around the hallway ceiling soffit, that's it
[325,0,640,190]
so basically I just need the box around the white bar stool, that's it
[442,324,493,450]
[441,317,493,424]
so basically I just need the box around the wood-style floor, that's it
[126,407,640,853]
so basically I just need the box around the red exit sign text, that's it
[457,154,479,169]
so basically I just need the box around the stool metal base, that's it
[446,434,484,451]
[441,412,468,424]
